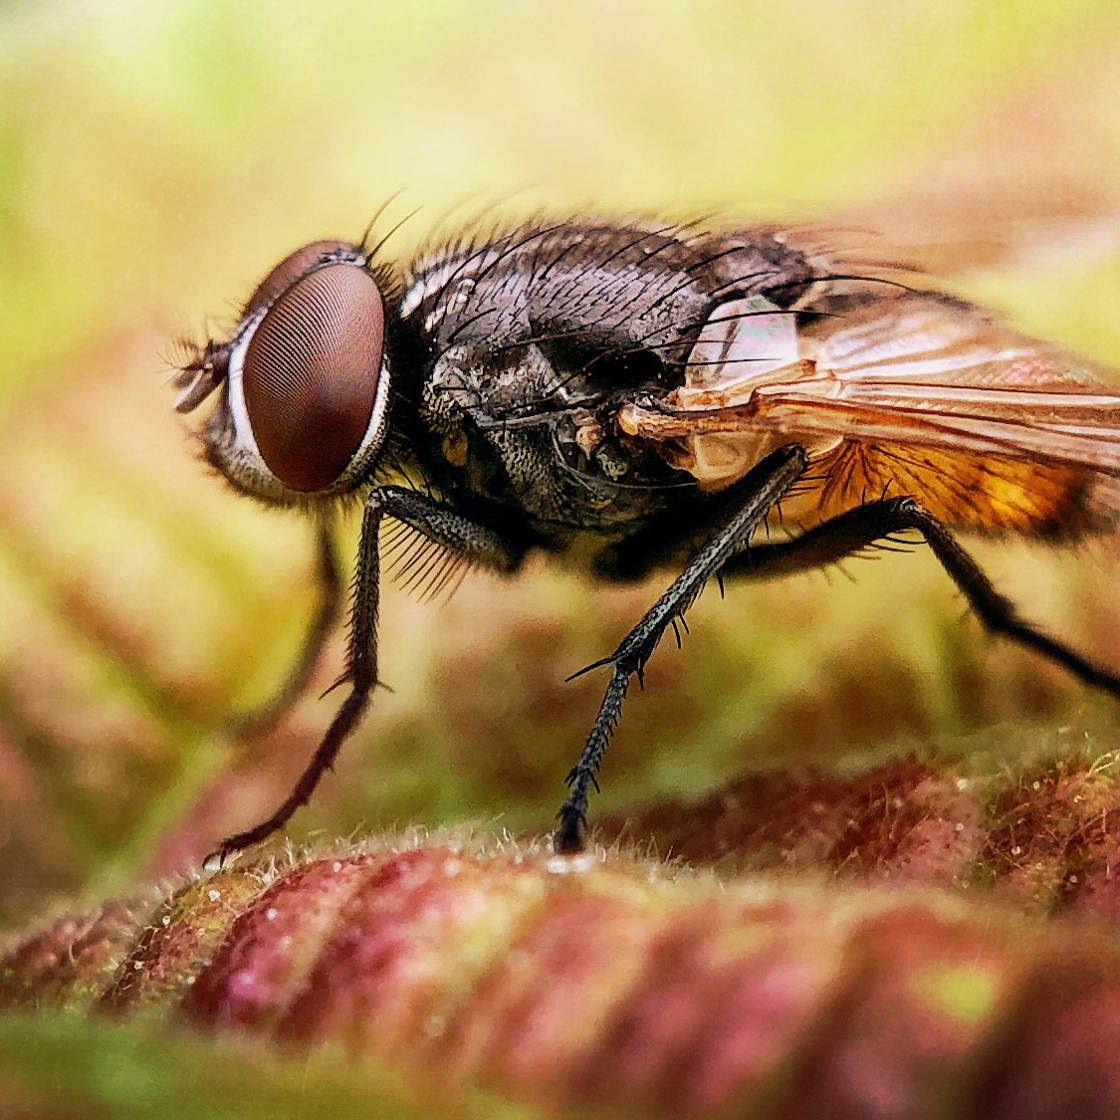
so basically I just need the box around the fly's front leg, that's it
[725,497,1120,698]
[229,522,342,738]
[206,486,523,866]
[556,445,809,853]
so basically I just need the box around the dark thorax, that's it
[389,221,817,573]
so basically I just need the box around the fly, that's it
[173,217,1120,865]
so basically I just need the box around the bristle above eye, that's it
[242,263,384,491]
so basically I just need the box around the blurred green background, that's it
[2,0,1120,926]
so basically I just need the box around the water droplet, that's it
[954,822,965,833]
[208,889,221,903]
[133,960,143,971]
[331,861,343,873]
[265,908,278,921]
[1032,781,1042,791]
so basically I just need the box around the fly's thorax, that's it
[416,351,566,516]
[177,242,395,508]
[410,339,682,533]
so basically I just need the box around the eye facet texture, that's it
[243,240,353,318]
[243,263,384,491]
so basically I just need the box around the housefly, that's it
[174,217,1120,865]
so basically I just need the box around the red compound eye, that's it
[242,240,353,317]
[242,262,384,492]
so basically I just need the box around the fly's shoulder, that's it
[397,220,822,340]
[386,220,872,531]
[394,219,824,409]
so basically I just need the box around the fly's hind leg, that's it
[555,445,809,853]
[228,522,342,739]
[725,496,1120,698]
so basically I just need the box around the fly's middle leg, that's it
[555,444,809,854]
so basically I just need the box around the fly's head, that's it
[174,240,395,508]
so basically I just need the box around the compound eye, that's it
[242,263,384,492]
[242,239,353,317]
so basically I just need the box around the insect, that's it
[174,216,1120,865]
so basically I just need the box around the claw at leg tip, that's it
[553,814,587,855]
[202,841,243,873]
[201,849,225,873]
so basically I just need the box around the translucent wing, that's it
[620,283,1120,535]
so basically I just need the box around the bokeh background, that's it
[2,0,1120,931]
